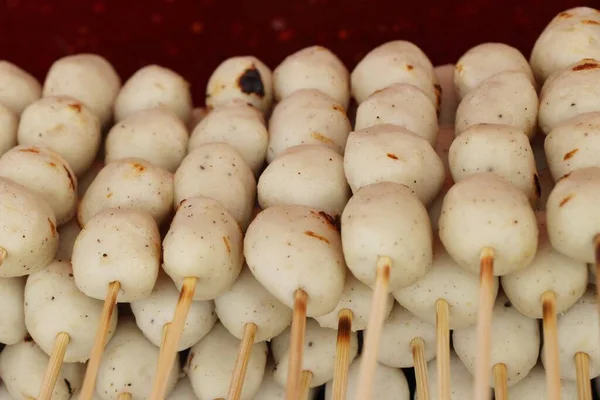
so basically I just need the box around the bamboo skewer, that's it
[436,298,450,400]
[575,352,592,400]
[542,291,562,400]
[150,276,198,400]
[355,256,392,399]
[473,247,495,400]
[38,332,71,400]
[79,281,120,400]
[411,337,430,400]
[299,370,313,400]
[227,322,258,400]
[492,363,508,400]
[331,309,353,400]
[285,289,308,400]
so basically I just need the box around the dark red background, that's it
[0,0,589,105]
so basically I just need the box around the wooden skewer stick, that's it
[473,247,495,400]
[492,363,508,400]
[436,298,450,400]
[38,332,71,400]
[411,336,429,400]
[542,291,562,400]
[79,280,120,400]
[117,393,132,400]
[331,308,353,400]
[150,276,198,400]
[299,370,313,400]
[355,256,392,400]
[227,322,258,400]
[159,322,170,356]
[594,235,600,343]
[285,289,308,400]
[575,352,592,400]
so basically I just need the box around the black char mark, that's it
[237,65,265,97]
[64,379,73,397]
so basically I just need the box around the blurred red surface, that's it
[0,0,588,105]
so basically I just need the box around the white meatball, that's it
[245,204,346,317]
[72,208,160,302]
[530,6,600,84]
[214,267,292,342]
[273,45,349,109]
[394,237,499,329]
[546,167,600,263]
[105,107,188,173]
[455,71,538,138]
[272,318,358,387]
[544,289,600,380]
[418,351,478,400]
[0,177,57,277]
[538,58,600,134]
[0,339,84,400]
[454,43,534,99]
[376,303,436,368]
[454,294,540,386]
[258,144,350,218]
[43,54,121,127]
[544,111,600,181]
[0,103,17,157]
[0,61,41,116]
[254,360,317,400]
[508,364,578,399]
[344,124,445,205]
[342,182,433,291]
[18,96,101,176]
[351,40,439,109]
[0,276,26,345]
[96,318,180,400]
[206,56,273,114]
[439,173,538,276]
[315,273,393,331]
[188,101,268,176]
[78,158,173,228]
[448,124,539,205]
[435,64,459,126]
[25,259,118,362]
[163,196,243,301]
[185,322,267,400]
[0,145,77,225]
[502,213,587,319]
[267,89,351,162]
[131,271,216,351]
[325,356,410,400]
[114,65,192,124]
[174,143,256,231]
[354,83,438,145]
